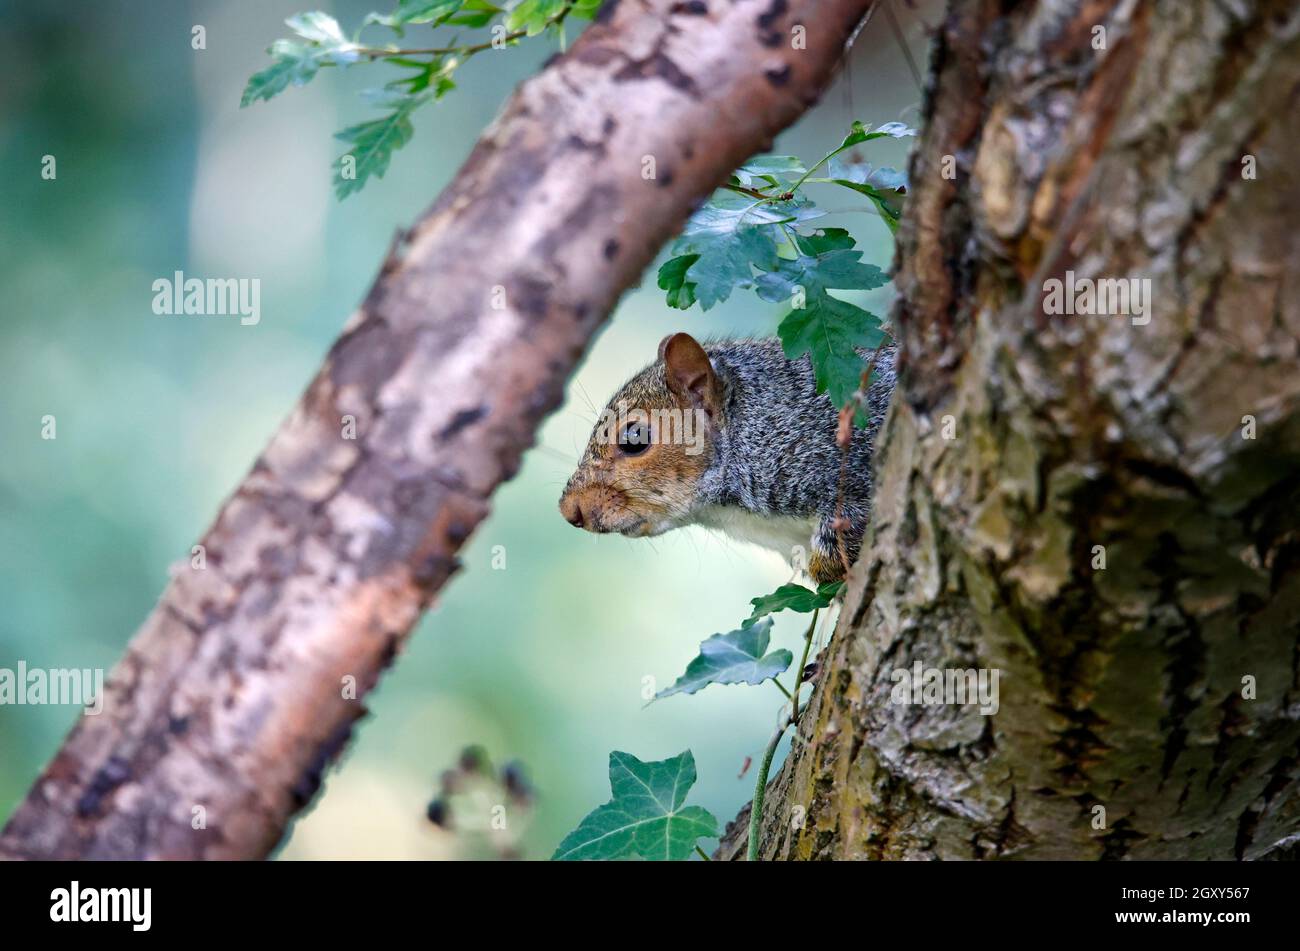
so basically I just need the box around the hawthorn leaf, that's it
[334,93,429,198]
[752,237,887,406]
[241,15,361,107]
[654,618,791,699]
[733,154,805,189]
[286,11,349,44]
[657,254,699,310]
[506,0,567,35]
[778,293,887,407]
[368,0,466,28]
[754,247,888,304]
[669,194,815,309]
[447,0,503,27]
[743,581,844,629]
[552,751,718,861]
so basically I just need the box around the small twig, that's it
[884,0,924,93]
[790,609,819,721]
[747,609,820,861]
[695,844,712,861]
[772,678,793,700]
[720,182,793,202]
[747,715,792,861]
[356,5,572,61]
[831,343,887,574]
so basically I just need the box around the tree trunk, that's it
[727,0,1300,860]
[0,0,878,860]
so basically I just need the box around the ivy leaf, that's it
[334,92,430,198]
[657,254,699,310]
[654,618,791,699]
[743,581,843,629]
[552,751,719,861]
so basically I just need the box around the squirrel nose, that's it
[560,494,585,529]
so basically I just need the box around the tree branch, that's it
[0,0,878,860]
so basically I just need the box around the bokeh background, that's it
[0,0,933,858]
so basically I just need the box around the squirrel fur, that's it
[559,333,895,584]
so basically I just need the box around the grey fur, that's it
[693,339,895,577]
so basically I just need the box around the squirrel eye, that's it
[618,421,651,456]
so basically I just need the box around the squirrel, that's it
[558,332,895,584]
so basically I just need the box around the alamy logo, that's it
[151,270,261,326]
[593,401,707,456]
[0,662,103,715]
[1042,269,1151,326]
[50,882,151,932]
[890,662,1000,715]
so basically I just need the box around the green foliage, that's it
[654,618,792,700]
[242,1,583,197]
[506,0,568,35]
[334,91,433,198]
[662,195,818,310]
[743,581,843,629]
[657,254,699,310]
[368,0,467,29]
[656,121,914,411]
[241,13,362,107]
[754,228,889,406]
[552,751,718,861]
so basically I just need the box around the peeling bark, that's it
[0,0,878,860]
[727,0,1300,860]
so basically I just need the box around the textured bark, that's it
[0,0,878,860]
[726,0,1300,860]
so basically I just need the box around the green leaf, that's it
[447,0,503,27]
[506,0,567,35]
[654,618,791,699]
[570,0,605,19]
[286,11,349,44]
[669,194,816,310]
[552,751,719,861]
[733,155,805,189]
[657,254,699,310]
[752,233,888,406]
[778,293,887,407]
[241,15,361,107]
[369,0,466,28]
[333,93,429,198]
[743,582,843,629]
[834,119,916,154]
[818,159,908,234]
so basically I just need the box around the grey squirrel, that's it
[559,333,895,584]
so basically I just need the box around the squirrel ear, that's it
[659,333,720,416]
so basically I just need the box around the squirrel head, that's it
[559,332,723,538]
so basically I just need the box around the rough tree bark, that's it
[0,0,879,859]
[724,0,1300,860]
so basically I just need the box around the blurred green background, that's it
[0,0,930,858]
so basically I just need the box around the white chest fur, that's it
[691,505,817,558]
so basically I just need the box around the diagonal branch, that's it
[0,0,878,860]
